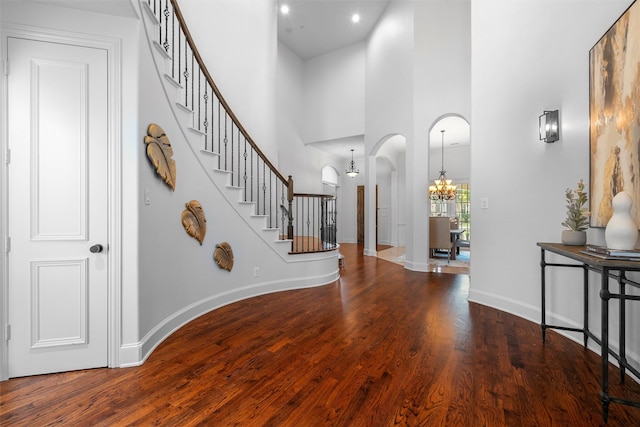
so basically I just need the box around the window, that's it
[455,183,471,240]
[430,183,471,240]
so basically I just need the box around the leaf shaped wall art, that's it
[214,242,234,272]
[181,200,207,245]
[144,123,177,191]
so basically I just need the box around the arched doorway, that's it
[365,134,406,259]
[428,115,471,270]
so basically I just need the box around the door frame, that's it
[357,185,378,246]
[0,25,122,380]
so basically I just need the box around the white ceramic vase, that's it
[605,191,639,250]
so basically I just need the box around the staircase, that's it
[140,0,298,258]
[140,0,338,257]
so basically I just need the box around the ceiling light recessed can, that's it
[280,4,289,14]
[352,14,360,23]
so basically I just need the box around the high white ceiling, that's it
[279,1,470,161]
[277,0,390,60]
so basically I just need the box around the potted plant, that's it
[561,179,589,245]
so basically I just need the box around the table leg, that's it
[583,265,589,348]
[451,237,457,260]
[600,267,610,424]
[620,272,626,384]
[540,248,547,342]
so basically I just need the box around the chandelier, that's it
[429,130,457,200]
[346,149,359,178]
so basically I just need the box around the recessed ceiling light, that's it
[280,4,289,15]
[352,14,360,23]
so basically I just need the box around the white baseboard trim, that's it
[119,270,339,368]
[119,343,144,368]
[404,260,429,272]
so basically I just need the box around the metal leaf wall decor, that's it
[181,200,207,245]
[214,242,234,272]
[144,123,177,191]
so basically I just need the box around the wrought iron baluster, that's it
[183,38,189,105]
[254,157,259,214]
[197,69,201,130]
[171,8,175,79]
[203,85,208,148]
[231,124,236,185]
[163,1,170,52]
[191,53,194,111]
[262,163,266,216]
[242,136,247,201]
[158,0,163,47]
[266,166,270,221]
[211,86,215,152]
[177,17,181,84]
[223,113,228,171]
[277,182,281,236]
[237,128,241,190]
[293,203,304,254]
[312,197,316,251]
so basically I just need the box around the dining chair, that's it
[429,216,454,262]
[450,216,459,230]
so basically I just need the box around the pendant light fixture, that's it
[429,130,457,200]
[346,149,359,178]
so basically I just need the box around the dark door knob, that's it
[90,244,104,254]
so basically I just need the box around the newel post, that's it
[287,175,294,240]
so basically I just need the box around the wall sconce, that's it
[539,110,559,143]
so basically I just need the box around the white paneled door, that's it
[7,38,108,377]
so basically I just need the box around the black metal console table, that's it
[538,242,640,423]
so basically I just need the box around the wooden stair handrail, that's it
[170,0,288,185]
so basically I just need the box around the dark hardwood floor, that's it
[2,243,640,426]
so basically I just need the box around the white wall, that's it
[376,157,394,245]
[366,1,415,259]
[277,41,304,171]
[133,0,339,365]
[278,35,377,245]
[470,0,640,370]
[276,40,358,260]
[414,1,471,270]
[363,0,471,268]
[275,42,345,194]
[302,42,366,144]
[429,145,471,183]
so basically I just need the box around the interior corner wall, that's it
[275,42,344,194]
[301,42,366,144]
[277,41,304,174]
[470,0,640,368]
[177,0,278,161]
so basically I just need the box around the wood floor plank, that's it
[2,243,640,426]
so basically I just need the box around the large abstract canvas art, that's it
[589,0,640,228]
